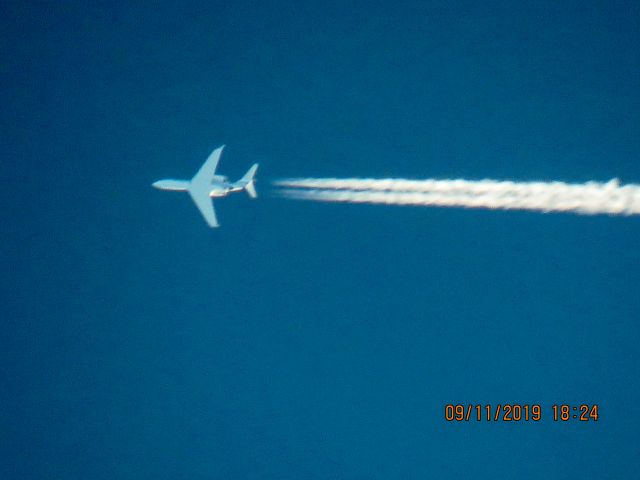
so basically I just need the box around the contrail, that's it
[275,178,640,215]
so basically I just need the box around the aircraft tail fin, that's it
[239,163,259,198]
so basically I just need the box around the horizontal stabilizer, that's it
[238,163,259,198]
[246,182,257,198]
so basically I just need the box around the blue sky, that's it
[1,1,639,478]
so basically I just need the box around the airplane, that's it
[152,145,258,228]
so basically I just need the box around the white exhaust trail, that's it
[275,178,640,215]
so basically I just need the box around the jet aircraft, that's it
[152,145,258,227]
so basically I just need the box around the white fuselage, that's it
[152,176,242,198]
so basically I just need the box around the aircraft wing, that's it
[191,145,224,186]
[188,188,219,227]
